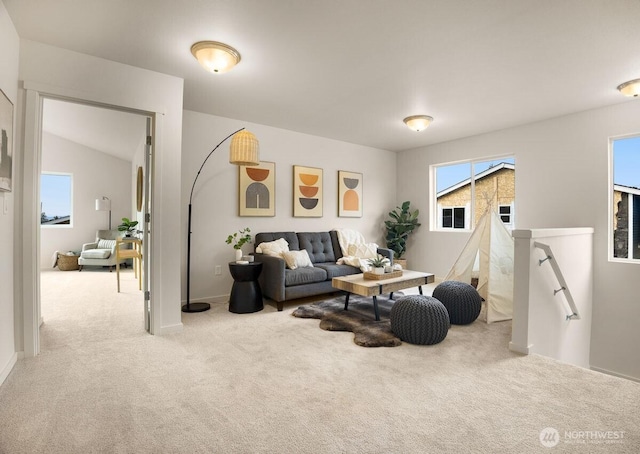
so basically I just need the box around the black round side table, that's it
[228,261,264,313]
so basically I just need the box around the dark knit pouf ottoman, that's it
[390,295,450,345]
[432,281,482,325]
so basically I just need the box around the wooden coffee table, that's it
[332,270,435,321]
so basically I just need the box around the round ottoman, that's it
[432,281,482,325]
[390,295,450,345]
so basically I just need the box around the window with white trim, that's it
[432,157,515,231]
[611,135,640,262]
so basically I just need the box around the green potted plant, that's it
[226,227,252,262]
[384,201,421,268]
[368,255,387,275]
[117,217,139,237]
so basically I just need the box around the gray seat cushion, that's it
[297,232,335,263]
[81,249,112,259]
[284,267,327,287]
[314,262,360,279]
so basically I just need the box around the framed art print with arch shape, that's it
[239,161,275,216]
[338,170,362,217]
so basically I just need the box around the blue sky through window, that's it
[613,136,640,188]
[436,158,515,193]
[41,173,72,219]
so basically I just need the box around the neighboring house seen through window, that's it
[433,157,515,231]
[611,135,640,262]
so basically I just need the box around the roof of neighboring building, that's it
[614,184,640,195]
[437,162,515,198]
[42,216,71,225]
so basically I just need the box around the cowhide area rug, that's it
[292,293,403,347]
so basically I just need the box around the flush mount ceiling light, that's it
[403,115,433,132]
[617,79,640,97]
[191,41,241,74]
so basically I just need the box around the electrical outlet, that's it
[215,265,222,275]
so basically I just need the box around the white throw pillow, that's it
[97,239,116,250]
[282,250,313,270]
[256,238,289,257]
[347,242,378,259]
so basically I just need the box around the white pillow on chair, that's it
[97,239,117,249]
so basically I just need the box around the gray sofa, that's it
[253,231,393,311]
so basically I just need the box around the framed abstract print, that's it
[239,161,275,216]
[338,170,363,217]
[293,165,322,217]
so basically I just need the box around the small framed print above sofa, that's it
[338,170,362,217]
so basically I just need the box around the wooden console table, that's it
[115,237,142,292]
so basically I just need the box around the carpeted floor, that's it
[0,270,639,453]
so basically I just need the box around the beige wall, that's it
[0,0,19,385]
[399,99,640,381]
[181,110,397,303]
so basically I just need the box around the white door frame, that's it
[21,87,157,357]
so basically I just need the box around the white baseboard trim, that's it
[157,323,184,335]
[0,352,18,386]
[590,365,640,383]
[182,294,229,305]
[509,341,531,355]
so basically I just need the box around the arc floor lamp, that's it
[182,128,260,313]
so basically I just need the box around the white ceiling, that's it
[6,0,640,152]
[42,99,147,162]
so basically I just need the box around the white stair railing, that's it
[533,241,580,321]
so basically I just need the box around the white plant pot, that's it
[373,267,385,275]
[235,249,243,262]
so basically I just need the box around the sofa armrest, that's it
[253,253,286,302]
[376,247,394,265]
[81,242,98,252]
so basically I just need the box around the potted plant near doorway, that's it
[118,217,139,237]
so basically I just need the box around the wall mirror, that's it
[136,166,143,212]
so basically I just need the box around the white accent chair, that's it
[78,230,127,271]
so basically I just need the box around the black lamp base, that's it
[181,302,211,313]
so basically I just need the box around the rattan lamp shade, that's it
[229,130,260,166]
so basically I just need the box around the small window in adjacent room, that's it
[41,172,73,227]
[433,157,515,231]
[611,135,640,262]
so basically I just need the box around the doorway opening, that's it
[35,97,154,352]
